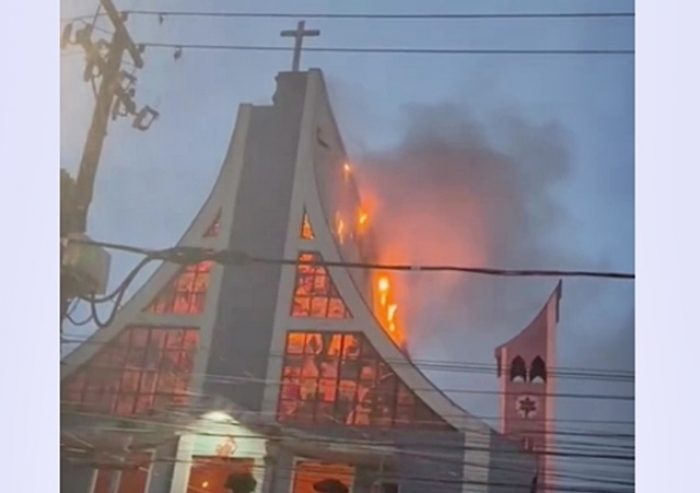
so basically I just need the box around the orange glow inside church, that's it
[375,274,403,346]
[358,209,368,227]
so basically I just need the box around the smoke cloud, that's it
[344,100,634,427]
[357,102,581,346]
[346,100,634,484]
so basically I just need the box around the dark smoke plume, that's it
[344,101,634,426]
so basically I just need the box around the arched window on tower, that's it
[530,356,547,384]
[510,356,527,383]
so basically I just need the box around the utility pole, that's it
[60,0,157,325]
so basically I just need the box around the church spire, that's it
[495,282,561,493]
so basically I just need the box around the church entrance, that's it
[290,460,355,493]
[187,456,255,493]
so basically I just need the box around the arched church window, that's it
[510,356,527,382]
[530,356,547,384]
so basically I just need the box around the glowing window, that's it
[204,210,222,238]
[291,461,354,493]
[291,252,351,319]
[145,261,212,315]
[187,457,254,493]
[301,212,315,240]
[62,326,199,416]
[276,331,453,431]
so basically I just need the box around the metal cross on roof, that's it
[280,20,320,72]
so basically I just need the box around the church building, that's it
[61,28,557,493]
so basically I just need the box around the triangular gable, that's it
[291,252,351,319]
[301,211,315,239]
[204,209,222,238]
[61,325,199,416]
[144,261,212,315]
[277,331,452,430]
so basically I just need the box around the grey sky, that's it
[61,0,634,489]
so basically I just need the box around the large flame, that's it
[374,274,404,346]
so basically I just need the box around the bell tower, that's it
[495,281,561,492]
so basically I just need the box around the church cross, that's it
[280,20,320,72]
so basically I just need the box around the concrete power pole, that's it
[60,0,156,326]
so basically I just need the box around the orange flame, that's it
[387,303,398,321]
[374,275,403,344]
[358,209,369,227]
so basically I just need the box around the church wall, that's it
[311,79,372,302]
[268,448,295,493]
[277,424,465,493]
[394,431,465,493]
[61,456,95,493]
[205,73,310,412]
[146,441,178,493]
[486,430,537,493]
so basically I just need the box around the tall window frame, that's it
[291,252,351,319]
[145,261,213,315]
[276,331,453,431]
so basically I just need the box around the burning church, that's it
[61,36,559,493]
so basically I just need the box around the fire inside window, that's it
[291,252,351,318]
[301,212,315,240]
[187,457,254,493]
[375,274,403,347]
[145,261,212,315]
[276,331,453,431]
[62,326,199,415]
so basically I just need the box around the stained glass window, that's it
[276,331,453,431]
[62,326,199,416]
[291,252,351,319]
[204,210,222,238]
[301,212,315,240]
[145,261,212,315]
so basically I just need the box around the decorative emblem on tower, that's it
[215,436,237,457]
[515,395,539,418]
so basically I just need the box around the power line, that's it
[62,411,635,491]
[64,10,635,23]
[61,331,634,383]
[139,42,633,56]
[59,358,634,402]
[72,238,636,279]
[62,452,633,493]
[64,407,635,463]
[60,407,633,441]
